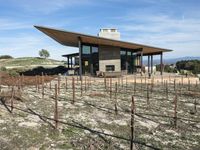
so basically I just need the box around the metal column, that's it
[148,55,150,77]
[78,38,82,80]
[71,57,73,68]
[160,52,163,75]
[140,51,143,74]
[67,56,69,69]
[151,55,153,74]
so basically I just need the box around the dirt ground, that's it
[0,73,199,150]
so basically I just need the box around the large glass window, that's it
[120,49,138,74]
[81,44,99,75]
[92,46,99,75]
[121,50,126,70]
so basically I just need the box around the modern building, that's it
[35,26,172,77]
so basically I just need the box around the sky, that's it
[0,0,200,60]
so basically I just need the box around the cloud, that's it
[8,0,92,14]
[0,33,78,59]
[110,12,200,58]
[0,18,32,30]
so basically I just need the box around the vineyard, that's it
[0,73,199,149]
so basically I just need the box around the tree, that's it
[39,49,50,59]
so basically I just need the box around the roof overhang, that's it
[34,25,173,55]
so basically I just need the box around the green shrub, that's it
[8,70,19,77]
[0,55,13,59]
[0,67,7,71]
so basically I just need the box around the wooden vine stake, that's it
[104,76,107,92]
[194,99,197,114]
[58,76,60,95]
[130,96,135,150]
[35,76,37,91]
[72,77,75,104]
[188,79,190,91]
[81,77,83,96]
[54,84,58,129]
[126,77,128,92]
[65,77,67,90]
[174,79,176,91]
[134,76,136,95]
[114,82,118,115]
[166,80,168,100]
[85,76,87,92]
[181,76,183,86]
[42,73,44,99]
[173,93,178,128]
[147,84,150,108]
[10,86,14,112]
[50,80,52,90]
[110,78,112,99]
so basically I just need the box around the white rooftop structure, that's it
[98,28,120,40]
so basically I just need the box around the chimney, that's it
[98,28,120,40]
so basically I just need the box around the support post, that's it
[140,51,143,74]
[71,57,73,68]
[151,55,153,75]
[160,52,163,75]
[148,55,150,77]
[78,37,82,80]
[67,56,69,69]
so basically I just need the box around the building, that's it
[35,26,172,77]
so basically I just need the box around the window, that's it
[82,45,90,54]
[111,29,116,32]
[92,47,98,53]
[127,51,131,56]
[120,50,126,55]
[106,65,115,71]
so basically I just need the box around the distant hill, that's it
[164,57,200,64]
[0,57,64,69]
[144,56,200,65]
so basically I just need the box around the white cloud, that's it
[10,0,92,14]
[0,18,32,30]
[113,13,200,58]
[0,33,78,60]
